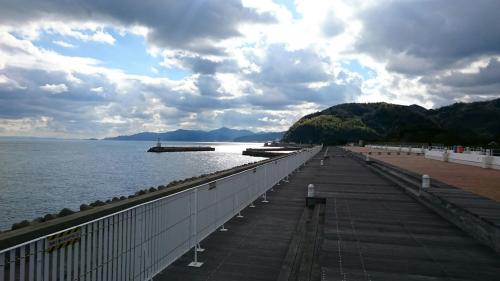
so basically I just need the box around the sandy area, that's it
[344,146,500,202]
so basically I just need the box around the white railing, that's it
[366,144,500,170]
[424,149,500,170]
[366,145,425,154]
[0,146,321,281]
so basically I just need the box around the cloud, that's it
[52,40,76,48]
[432,58,500,88]
[0,0,275,53]
[196,75,223,96]
[90,86,104,93]
[321,11,345,37]
[2,0,500,138]
[0,116,52,135]
[251,44,331,85]
[356,0,500,74]
[40,83,68,94]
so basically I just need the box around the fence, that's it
[365,144,500,170]
[0,146,321,281]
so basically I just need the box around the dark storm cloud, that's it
[431,59,500,88]
[356,0,500,74]
[0,0,275,54]
[420,58,500,100]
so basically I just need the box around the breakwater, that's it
[147,146,215,152]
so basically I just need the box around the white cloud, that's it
[1,0,499,138]
[39,83,68,94]
[89,30,116,45]
[52,40,76,48]
[90,86,104,93]
[0,116,52,135]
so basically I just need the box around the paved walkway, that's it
[345,146,500,202]
[319,148,500,280]
[154,147,500,281]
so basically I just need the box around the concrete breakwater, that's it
[245,147,302,151]
[242,146,307,157]
[147,146,215,153]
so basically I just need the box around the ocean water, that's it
[0,139,265,230]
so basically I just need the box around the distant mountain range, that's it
[283,98,500,145]
[104,127,284,142]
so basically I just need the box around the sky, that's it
[0,0,499,138]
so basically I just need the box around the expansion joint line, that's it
[345,200,372,281]
[333,198,346,281]
[381,202,452,279]
[203,212,259,281]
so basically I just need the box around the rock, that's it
[58,208,75,217]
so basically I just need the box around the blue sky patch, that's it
[273,0,300,19]
[341,60,376,79]
[32,29,190,80]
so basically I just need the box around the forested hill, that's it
[282,98,500,145]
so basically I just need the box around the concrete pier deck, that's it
[154,147,500,281]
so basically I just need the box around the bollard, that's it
[320,159,324,166]
[365,154,371,162]
[307,184,315,197]
[421,175,430,193]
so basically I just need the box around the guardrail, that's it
[0,146,322,281]
[366,144,500,170]
[365,145,425,154]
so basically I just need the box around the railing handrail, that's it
[0,146,322,281]
[0,147,319,253]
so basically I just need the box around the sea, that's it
[0,139,266,230]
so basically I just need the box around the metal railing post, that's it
[262,192,269,203]
[189,188,203,267]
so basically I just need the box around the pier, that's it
[147,138,215,153]
[1,146,500,281]
[147,146,215,153]
[242,147,302,158]
[154,147,500,280]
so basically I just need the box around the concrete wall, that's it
[366,145,425,154]
[365,145,500,170]
[424,149,500,170]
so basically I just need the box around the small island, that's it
[147,138,215,153]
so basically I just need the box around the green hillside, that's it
[282,99,500,145]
